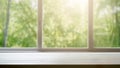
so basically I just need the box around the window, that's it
[43,0,88,48]
[0,0,120,52]
[94,0,120,48]
[0,0,37,48]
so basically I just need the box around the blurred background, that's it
[0,0,120,48]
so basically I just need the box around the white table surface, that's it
[0,52,120,65]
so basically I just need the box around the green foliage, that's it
[0,0,37,47]
[1,0,120,48]
[43,0,88,48]
[94,0,120,47]
[0,0,7,47]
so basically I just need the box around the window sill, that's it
[0,52,120,65]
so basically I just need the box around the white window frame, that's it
[0,0,120,52]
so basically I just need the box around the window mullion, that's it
[38,0,43,49]
[88,0,94,50]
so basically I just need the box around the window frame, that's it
[0,0,120,52]
[38,0,120,52]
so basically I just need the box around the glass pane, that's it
[43,0,88,48]
[0,0,37,48]
[94,0,120,47]
[0,0,7,47]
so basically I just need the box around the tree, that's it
[3,0,11,47]
[94,0,120,47]
[0,0,37,47]
[0,0,7,47]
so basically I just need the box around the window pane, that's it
[43,0,88,48]
[94,0,120,47]
[0,0,37,47]
[0,0,7,47]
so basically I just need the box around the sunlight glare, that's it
[65,0,88,9]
